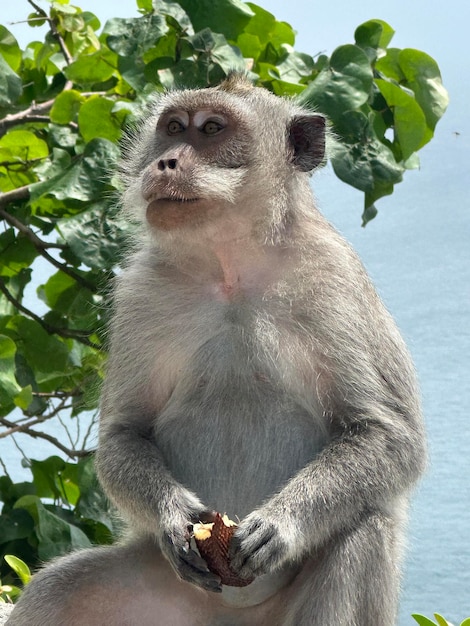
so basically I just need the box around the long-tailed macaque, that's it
[7,73,426,626]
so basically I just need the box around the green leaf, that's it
[0,230,37,278]
[30,457,80,504]
[177,0,254,41]
[30,138,120,205]
[195,32,245,74]
[14,495,92,560]
[4,317,70,382]
[105,15,168,57]
[412,615,439,626]
[376,78,429,160]
[58,203,130,270]
[0,55,22,109]
[236,32,261,59]
[433,616,452,626]
[153,0,194,35]
[78,96,123,142]
[397,49,449,130]
[354,19,395,51]
[14,385,33,411]
[0,130,48,162]
[375,48,403,82]
[460,619,470,626]
[4,555,31,585]
[0,26,22,72]
[331,110,403,192]
[0,508,34,542]
[74,457,114,530]
[0,334,22,406]
[270,48,314,86]
[244,3,295,48]
[298,44,373,120]
[64,47,117,85]
[137,0,153,11]
[50,90,84,124]
[37,270,97,330]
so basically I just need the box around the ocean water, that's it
[315,106,470,624]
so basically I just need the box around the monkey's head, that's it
[121,73,325,241]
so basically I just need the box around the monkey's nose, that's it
[158,158,178,171]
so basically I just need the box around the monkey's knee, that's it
[284,514,401,626]
[7,546,127,626]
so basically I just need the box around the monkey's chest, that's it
[153,327,326,517]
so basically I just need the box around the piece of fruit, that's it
[193,513,254,587]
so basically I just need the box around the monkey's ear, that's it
[288,115,326,172]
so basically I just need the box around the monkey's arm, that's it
[95,418,222,592]
[231,325,426,579]
[231,409,424,578]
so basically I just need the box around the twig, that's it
[27,0,74,65]
[33,391,81,398]
[0,102,56,138]
[0,206,97,292]
[0,185,30,208]
[0,92,108,137]
[81,411,99,450]
[0,276,101,349]
[0,417,90,458]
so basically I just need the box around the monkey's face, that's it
[141,105,251,231]
[123,75,326,236]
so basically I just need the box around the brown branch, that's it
[27,0,74,65]
[0,276,101,350]
[0,92,107,137]
[0,206,97,292]
[33,391,82,398]
[0,185,30,208]
[0,102,56,138]
[0,416,91,459]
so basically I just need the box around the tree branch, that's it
[0,185,30,208]
[0,102,56,138]
[0,205,97,292]
[27,0,74,65]
[0,276,101,350]
[0,92,107,137]
[0,416,91,459]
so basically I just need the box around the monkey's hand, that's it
[229,509,301,579]
[158,500,222,593]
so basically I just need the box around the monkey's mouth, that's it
[146,196,206,229]
[157,197,200,204]
[145,193,201,207]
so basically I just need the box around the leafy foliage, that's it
[0,455,114,586]
[412,615,470,626]
[0,0,447,595]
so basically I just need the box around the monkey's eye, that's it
[200,121,224,135]
[167,120,185,134]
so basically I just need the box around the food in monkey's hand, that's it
[193,513,255,587]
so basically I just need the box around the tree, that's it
[0,0,447,579]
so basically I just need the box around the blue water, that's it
[1,1,469,624]
[315,107,470,624]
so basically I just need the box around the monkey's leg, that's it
[6,539,216,626]
[283,513,401,626]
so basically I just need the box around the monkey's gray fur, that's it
[8,73,426,626]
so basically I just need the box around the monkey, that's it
[7,73,426,626]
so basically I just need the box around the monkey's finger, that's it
[179,546,212,573]
[189,509,218,524]
[177,551,222,592]
[230,525,277,572]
